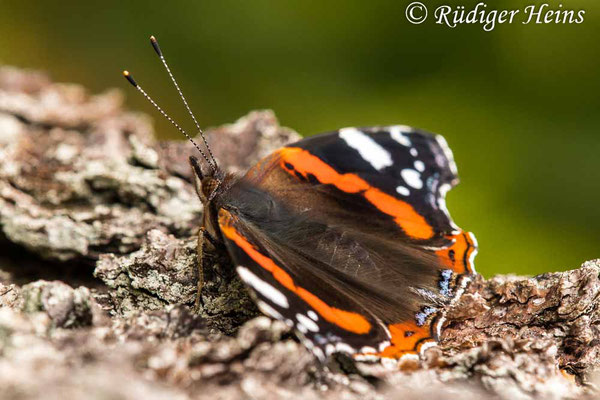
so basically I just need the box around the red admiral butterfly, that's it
[124,36,477,362]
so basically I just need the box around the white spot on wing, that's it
[378,341,391,352]
[398,354,420,364]
[325,344,335,356]
[335,343,356,354]
[438,183,459,229]
[401,169,423,189]
[236,266,289,308]
[355,354,380,362]
[256,300,283,320]
[410,148,418,157]
[389,126,412,146]
[435,134,458,175]
[307,310,318,321]
[396,186,410,196]
[414,160,425,172]
[468,232,478,273]
[422,243,453,251]
[339,128,392,171]
[419,341,438,353]
[434,315,446,339]
[296,313,319,332]
[312,347,325,361]
[382,357,401,369]
[359,346,377,354]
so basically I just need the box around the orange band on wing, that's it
[279,147,434,240]
[386,321,433,356]
[358,321,434,359]
[219,209,372,335]
[435,232,477,274]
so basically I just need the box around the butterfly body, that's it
[192,125,477,362]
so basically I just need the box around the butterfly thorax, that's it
[188,156,237,243]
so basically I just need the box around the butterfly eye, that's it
[202,177,219,199]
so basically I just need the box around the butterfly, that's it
[124,36,477,363]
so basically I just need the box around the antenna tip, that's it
[149,35,163,57]
[122,70,138,87]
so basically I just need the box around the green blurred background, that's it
[1,0,598,277]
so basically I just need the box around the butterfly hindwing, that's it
[217,207,391,361]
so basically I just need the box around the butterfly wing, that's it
[218,207,391,360]
[217,126,477,360]
[246,125,477,275]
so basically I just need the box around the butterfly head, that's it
[189,154,235,243]
[189,155,226,204]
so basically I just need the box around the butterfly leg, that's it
[194,226,221,313]
[194,227,208,314]
[194,227,206,313]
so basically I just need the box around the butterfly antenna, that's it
[122,70,214,170]
[149,35,217,170]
